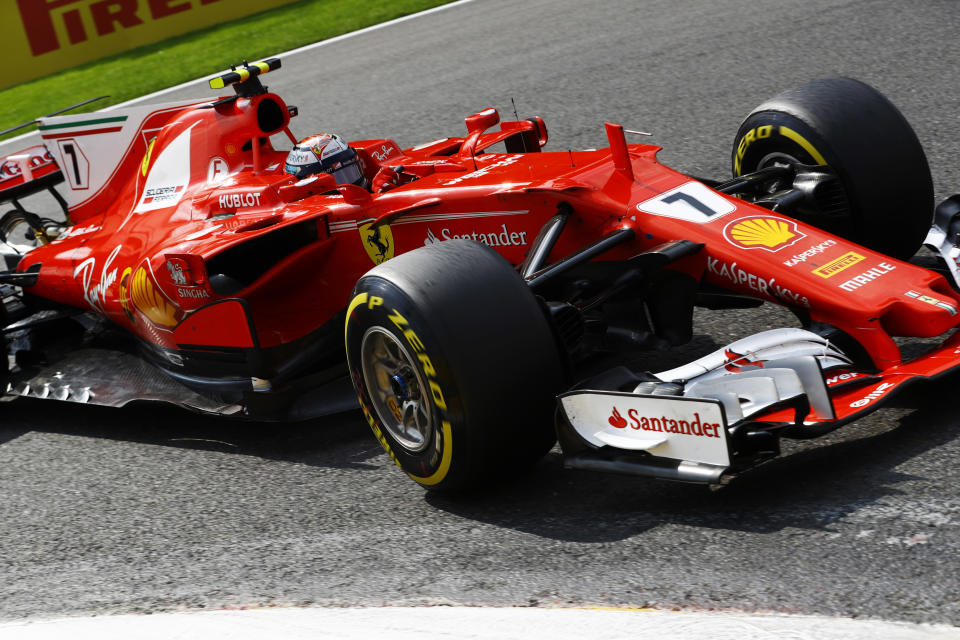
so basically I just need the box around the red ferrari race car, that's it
[2,60,959,492]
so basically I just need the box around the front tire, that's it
[732,77,933,260]
[345,239,565,492]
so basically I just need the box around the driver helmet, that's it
[284,134,367,188]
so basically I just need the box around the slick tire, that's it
[345,239,565,493]
[732,77,933,260]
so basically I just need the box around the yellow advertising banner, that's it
[0,0,300,90]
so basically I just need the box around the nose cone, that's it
[882,286,960,337]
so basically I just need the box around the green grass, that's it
[1,0,455,142]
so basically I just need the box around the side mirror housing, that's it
[465,108,500,135]
[278,173,337,202]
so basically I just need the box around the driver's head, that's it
[284,134,367,188]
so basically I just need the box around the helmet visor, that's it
[330,161,364,186]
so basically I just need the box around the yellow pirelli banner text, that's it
[0,0,300,90]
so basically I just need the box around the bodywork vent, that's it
[205,219,317,292]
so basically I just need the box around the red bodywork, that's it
[4,86,960,429]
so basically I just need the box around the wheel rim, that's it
[757,151,800,170]
[359,327,433,453]
[755,152,800,192]
[752,149,852,227]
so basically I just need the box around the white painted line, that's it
[1,606,958,640]
[1,0,476,151]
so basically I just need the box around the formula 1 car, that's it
[1,61,958,493]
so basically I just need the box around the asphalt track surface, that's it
[2,0,960,628]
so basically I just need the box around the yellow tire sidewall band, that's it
[778,125,827,165]
[344,291,454,487]
[734,122,828,175]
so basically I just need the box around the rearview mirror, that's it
[278,173,337,202]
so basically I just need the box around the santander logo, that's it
[604,405,723,438]
[608,406,628,428]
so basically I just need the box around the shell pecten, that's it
[131,266,179,328]
[729,217,796,248]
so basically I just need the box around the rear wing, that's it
[0,95,110,215]
[0,144,64,206]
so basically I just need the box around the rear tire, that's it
[345,239,565,492]
[732,77,933,260]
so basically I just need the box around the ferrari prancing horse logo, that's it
[359,221,394,265]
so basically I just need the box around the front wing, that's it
[557,327,960,484]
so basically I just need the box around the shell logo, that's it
[723,216,805,252]
[130,266,180,328]
[118,267,136,325]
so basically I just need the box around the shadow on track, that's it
[4,331,959,545]
[0,397,382,470]
[0,332,727,471]
[425,371,960,543]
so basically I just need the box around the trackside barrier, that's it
[0,0,300,90]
